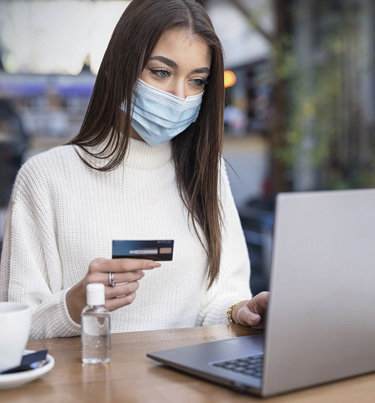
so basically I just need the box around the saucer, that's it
[0,350,55,390]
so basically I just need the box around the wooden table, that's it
[1,325,374,402]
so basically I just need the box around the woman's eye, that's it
[191,78,209,88]
[150,68,170,79]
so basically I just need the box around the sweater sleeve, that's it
[0,157,80,338]
[195,160,252,326]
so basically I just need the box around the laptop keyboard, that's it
[212,354,264,379]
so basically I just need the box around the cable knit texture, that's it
[0,138,251,339]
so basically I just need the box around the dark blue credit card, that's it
[112,240,174,261]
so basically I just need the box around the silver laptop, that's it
[147,189,375,397]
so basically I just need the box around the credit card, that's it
[112,240,174,261]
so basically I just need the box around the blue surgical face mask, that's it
[121,79,204,147]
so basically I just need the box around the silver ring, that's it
[109,272,115,287]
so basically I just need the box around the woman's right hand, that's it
[66,257,161,324]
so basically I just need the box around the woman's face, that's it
[140,28,211,99]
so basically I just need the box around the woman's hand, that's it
[232,291,269,329]
[66,257,161,324]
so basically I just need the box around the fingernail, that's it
[253,314,261,324]
[148,262,161,269]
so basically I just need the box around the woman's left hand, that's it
[232,291,269,329]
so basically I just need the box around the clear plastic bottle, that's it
[81,283,111,364]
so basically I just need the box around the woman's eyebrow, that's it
[149,56,177,69]
[191,67,210,75]
[149,56,210,75]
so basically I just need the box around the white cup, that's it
[0,302,32,373]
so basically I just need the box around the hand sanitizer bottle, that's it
[81,283,111,364]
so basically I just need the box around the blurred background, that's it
[0,0,374,294]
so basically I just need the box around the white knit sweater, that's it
[0,138,251,339]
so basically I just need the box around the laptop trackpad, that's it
[148,334,265,365]
[213,334,265,359]
[160,334,265,365]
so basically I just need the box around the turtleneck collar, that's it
[124,138,172,170]
[74,137,173,171]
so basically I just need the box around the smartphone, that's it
[112,240,174,261]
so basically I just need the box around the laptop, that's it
[147,189,375,397]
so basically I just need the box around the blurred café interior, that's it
[0,0,375,295]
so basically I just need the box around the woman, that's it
[0,0,268,339]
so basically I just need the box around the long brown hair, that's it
[69,0,225,287]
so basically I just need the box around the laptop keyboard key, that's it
[212,354,264,379]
